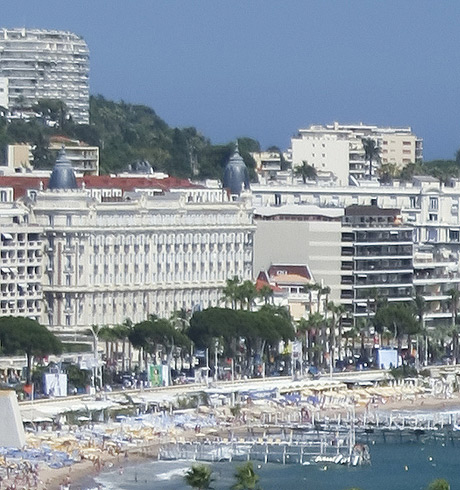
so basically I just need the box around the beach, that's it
[3,374,460,489]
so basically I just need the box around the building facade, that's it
[0,28,89,124]
[290,122,423,184]
[253,205,343,303]
[0,201,43,321]
[340,206,414,320]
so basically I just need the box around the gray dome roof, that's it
[223,144,250,195]
[48,147,78,190]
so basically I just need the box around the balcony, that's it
[413,273,460,285]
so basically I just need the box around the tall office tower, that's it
[0,28,89,124]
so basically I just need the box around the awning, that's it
[1,233,13,240]
[18,283,27,289]
[1,267,10,273]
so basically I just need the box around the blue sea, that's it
[90,440,460,490]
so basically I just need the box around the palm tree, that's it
[239,280,258,311]
[327,301,347,363]
[362,137,381,179]
[258,284,274,305]
[377,162,399,184]
[222,276,241,309]
[232,461,260,490]
[112,320,133,372]
[184,464,214,490]
[413,293,428,365]
[295,161,317,183]
[299,312,324,365]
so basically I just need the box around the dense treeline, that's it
[3,95,460,183]
[0,95,259,180]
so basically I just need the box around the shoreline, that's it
[22,391,460,489]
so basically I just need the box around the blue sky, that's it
[3,1,460,159]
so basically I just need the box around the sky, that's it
[2,0,460,160]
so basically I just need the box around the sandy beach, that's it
[5,376,460,490]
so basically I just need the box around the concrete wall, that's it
[0,390,25,448]
[291,137,349,186]
[253,219,342,302]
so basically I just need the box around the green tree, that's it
[189,306,294,377]
[258,284,274,305]
[362,137,381,179]
[0,316,62,385]
[298,312,324,366]
[373,303,419,359]
[129,315,190,382]
[222,276,242,309]
[377,162,399,184]
[31,131,52,169]
[32,98,68,128]
[427,478,450,490]
[295,161,317,183]
[232,461,260,490]
[184,464,214,490]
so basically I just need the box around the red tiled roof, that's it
[267,265,312,281]
[255,278,283,293]
[0,175,201,200]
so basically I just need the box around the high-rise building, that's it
[0,28,89,124]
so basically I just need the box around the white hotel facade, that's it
[0,150,255,341]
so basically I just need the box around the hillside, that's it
[0,95,260,180]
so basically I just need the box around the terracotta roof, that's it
[270,273,311,285]
[267,264,312,281]
[255,278,283,293]
[0,175,201,200]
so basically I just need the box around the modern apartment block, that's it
[290,122,423,184]
[252,178,460,327]
[413,247,460,326]
[340,206,414,320]
[0,28,89,124]
[0,202,43,320]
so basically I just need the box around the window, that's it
[428,213,438,222]
[409,196,418,208]
[429,197,438,211]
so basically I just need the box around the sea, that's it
[88,439,460,490]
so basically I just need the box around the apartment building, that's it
[290,122,422,184]
[0,202,43,320]
[252,178,460,327]
[0,28,89,124]
[49,138,99,176]
[340,206,414,319]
